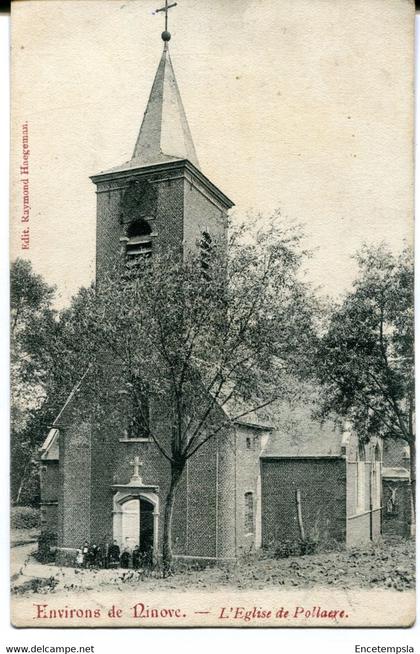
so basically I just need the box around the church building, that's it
[40,17,384,564]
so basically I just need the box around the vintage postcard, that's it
[10,0,415,628]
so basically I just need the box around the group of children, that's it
[75,540,152,569]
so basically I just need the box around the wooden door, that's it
[139,498,154,556]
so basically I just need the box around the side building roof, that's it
[260,398,344,459]
[39,365,92,461]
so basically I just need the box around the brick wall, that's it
[215,431,237,559]
[40,461,59,503]
[383,440,410,470]
[59,421,92,548]
[183,176,228,256]
[41,504,58,536]
[95,182,125,282]
[172,426,237,561]
[261,458,347,547]
[40,461,59,535]
[89,424,117,546]
[154,175,185,257]
[183,438,218,557]
[94,170,185,283]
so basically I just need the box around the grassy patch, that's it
[12,576,58,596]
[11,506,39,530]
[12,536,415,595]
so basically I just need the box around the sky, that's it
[10,0,414,306]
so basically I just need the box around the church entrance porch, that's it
[112,458,160,561]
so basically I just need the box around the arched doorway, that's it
[113,491,159,555]
[120,497,154,553]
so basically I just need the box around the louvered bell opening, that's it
[124,219,153,268]
[126,236,152,263]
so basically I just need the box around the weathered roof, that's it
[260,400,343,458]
[39,428,59,461]
[215,385,275,431]
[39,366,91,460]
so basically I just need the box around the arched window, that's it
[356,442,366,513]
[200,231,212,279]
[125,219,153,267]
[244,492,254,534]
[245,435,259,451]
[120,387,150,440]
[128,391,150,439]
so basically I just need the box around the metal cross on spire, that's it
[155,0,177,43]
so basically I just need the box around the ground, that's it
[11,531,415,597]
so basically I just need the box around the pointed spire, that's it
[131,45,200,169]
